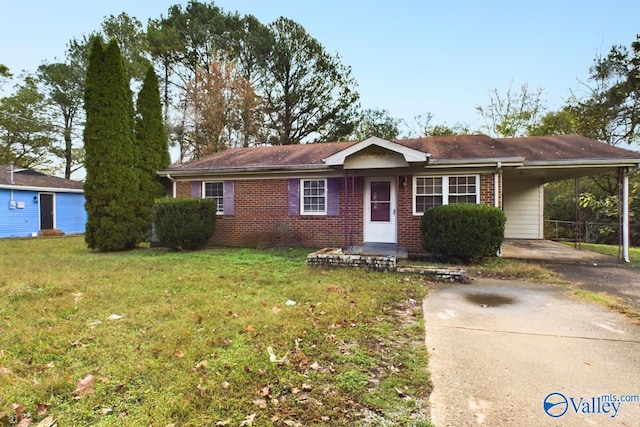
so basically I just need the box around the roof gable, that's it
[323,136,429,168]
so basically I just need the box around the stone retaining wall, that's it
[308,248,468,282]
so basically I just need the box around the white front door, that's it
[364,177,397,243]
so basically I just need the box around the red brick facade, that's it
[175,172,498,254]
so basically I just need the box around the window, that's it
[302,179,326,214]
[415,177,443,212]
[203,181,224,214]
[413,175,478,214]
[448,176,477,204]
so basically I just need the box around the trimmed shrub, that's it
[153,198,217,250]
[421,204,506,261]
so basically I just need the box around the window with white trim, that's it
[413,175,479,214]
[301,179,327,215]
[203,181,224,214]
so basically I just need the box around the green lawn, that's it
[0,236,432,426]
[566,242,640,266]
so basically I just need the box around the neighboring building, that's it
[159,135,640,257]
[0,165,86,238]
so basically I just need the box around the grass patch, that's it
[0,236,431,426]
[569,289,639,320]
[401,257,558,283]
[562,242,640,266]
[468,258,559,282]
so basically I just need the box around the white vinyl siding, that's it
[503,178,543,239]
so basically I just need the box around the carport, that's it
[497,136,640,262]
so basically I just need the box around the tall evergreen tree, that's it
[83,37,140,251]
[135,65,171,241]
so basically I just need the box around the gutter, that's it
[0,184,84,193]
[521,159,640,168]
[158,164,335,178]
[426,157,525,168]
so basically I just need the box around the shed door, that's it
[40,193,54,230]
[364,178,397,243]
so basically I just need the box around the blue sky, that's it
[2,0,640,133]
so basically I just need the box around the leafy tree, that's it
[101,13,151,82]
[83,38,140,251]
[0,64,11,89]
[135,65,171,241]
[476,82,546,137]
[186,57,262,156]
[37,62,84,178]
[349,108,401,140]
[260,17,359,144]
[0,75,56,171]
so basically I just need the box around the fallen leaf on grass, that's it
[271,306,281,314]
[0,367,12,375]
[258,386,271,397]
[266,346,287,364]
[174,350,185,359]
[253,398,267,409]
[35,416,57,427]
[239,413,256,426]
[72,374,95,397]
[71,292,83,302]
[215,419,231,426]
[310,362,322,371]
[246,324,255,332]
[220,381,230,389]
[195,360,208,370]
[99,407,113,416]
[106,314,123,320]
[16,417,32,427]
[36,402,48,416]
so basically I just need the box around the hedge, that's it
[421,204,506,261]
[153,198,217,250]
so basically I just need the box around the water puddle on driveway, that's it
[464,293,517,307]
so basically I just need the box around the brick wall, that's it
[174,171,499,254]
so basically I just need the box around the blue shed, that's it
[0,164,87,238]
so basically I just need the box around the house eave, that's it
[0,184,84,193]
[521,159,640,169]
[427,157,525,168]
[159,164,332,178]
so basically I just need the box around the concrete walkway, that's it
[424,279,640,426]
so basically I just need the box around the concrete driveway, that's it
[424,278,640,426]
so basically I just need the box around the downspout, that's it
[344,169,349,250]
[494,162,501,208]
[495,162,502,256]
[9,163,15,205]
[166,173,176,198]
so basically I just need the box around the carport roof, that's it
[161,135,640,175]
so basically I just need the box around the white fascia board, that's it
[0,184,84,193]
[522,159,640,168]
[323,136,429,166]
[427,157,525,168]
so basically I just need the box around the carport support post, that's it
[623,169,630,263]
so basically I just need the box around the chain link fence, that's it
[545,219,640,245]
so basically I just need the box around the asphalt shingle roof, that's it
[0,165,84,190]
[164,135,640,173]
